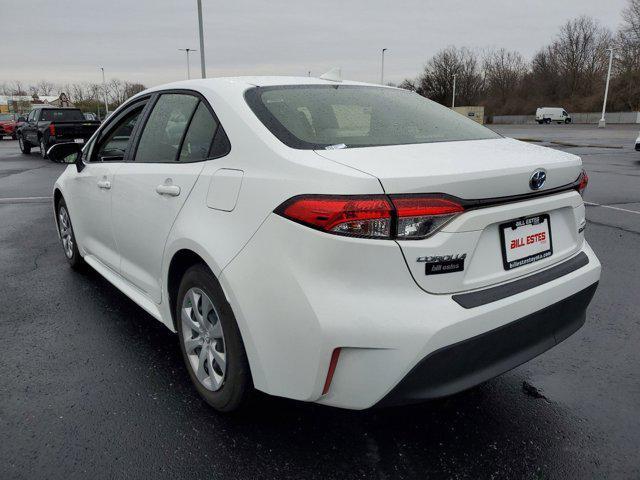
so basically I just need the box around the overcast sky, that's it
[2,0,629,88]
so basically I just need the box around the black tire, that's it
[0,135,3,141]
[544,118,551,125]
[537,120,543,125]
[40,137,48,159]
[12,133,17,140]
[18,134,31,154]
[565,118,571,124]
[56,198,85,270]
[176,264,253,412]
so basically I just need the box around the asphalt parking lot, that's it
[1,124,639,479]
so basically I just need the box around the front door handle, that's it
[156,184,181,196]
[97,180,111,189]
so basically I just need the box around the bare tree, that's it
[10,81,27,96]
[610,0,640,110]
[36,80,57,96]
[484,49,528,105]
[413,46,484,106]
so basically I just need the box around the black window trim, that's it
[128,88,231,164]
[88,96,151,164]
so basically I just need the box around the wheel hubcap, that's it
[58,207,74,259]
[181,287,226,391]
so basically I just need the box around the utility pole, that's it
[197,0,206,78]
[179,48,197,79]
[99,66,109,118]
[598,48,614,128]
[380,48,387,85]
[451,74,457,108]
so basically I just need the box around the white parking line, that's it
[585,201,640,215]
[0,196,53,204]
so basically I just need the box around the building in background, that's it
[453,106,485,124]
[0,93,74,113]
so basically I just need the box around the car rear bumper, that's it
[377,281,597,406]
[221,214,601,410]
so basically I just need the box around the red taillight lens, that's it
[277,195,393,238]
[577,169,588,197]
[49,124,56,136]
[276,194,464,239]
[391,196,465,239]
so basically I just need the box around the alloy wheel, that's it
[181,287,227,391]
[58,206,74,259]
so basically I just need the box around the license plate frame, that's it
[499,214,553,270]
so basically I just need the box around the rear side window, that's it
[135,94,198,163]
[178,102,218,162]
[245,85,500,149]
[39,109,85,122]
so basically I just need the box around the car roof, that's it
[143,75,390,94]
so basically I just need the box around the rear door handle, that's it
[156,184,181,196]
[97,180,111,189]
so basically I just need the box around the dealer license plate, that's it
[499,214,552,270]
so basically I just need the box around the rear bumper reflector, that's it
[322,348,342,395]
[452,252,589,309]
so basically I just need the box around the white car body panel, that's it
[53,77,601,410]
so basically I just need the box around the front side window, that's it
[135,94,198,163]
[245,85,500,150]
[28,110,37,121]
[94,105,144,162]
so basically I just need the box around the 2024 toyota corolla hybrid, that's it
[49,77,600,412]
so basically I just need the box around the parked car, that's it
[17,107,100,158]
[48,77,601,412]
[0,112,18,140]
[536,107,572,124]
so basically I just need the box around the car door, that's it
[111,91,222,303]
[25,110,38,144]
[70,99,148,272]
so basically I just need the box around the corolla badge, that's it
[529,169,547,190]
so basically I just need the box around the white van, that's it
[536,107,572,124]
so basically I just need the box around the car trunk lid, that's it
[315,138,586,294]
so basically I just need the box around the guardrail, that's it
[492,112,640,125]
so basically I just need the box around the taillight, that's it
[276,195,393,238]
[391,196,465,239]
[49,124,56,136]
[275,194,464,240]
[576,169,588,197]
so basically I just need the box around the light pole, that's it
[197,0,206,78]
[99,66,109,118]
[380,48,387,85]
[451,74,457,108]
[179,48,197,79]
[598,48,614,128]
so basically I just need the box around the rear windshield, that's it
[39,109,85,122]
[245,85,499,149]
[0,114,15,121]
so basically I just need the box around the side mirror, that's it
[48,142,84,171]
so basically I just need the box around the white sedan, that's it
[49,77,600,411]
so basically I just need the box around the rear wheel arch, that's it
[53,189,64,229]
[167,249,212,330]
